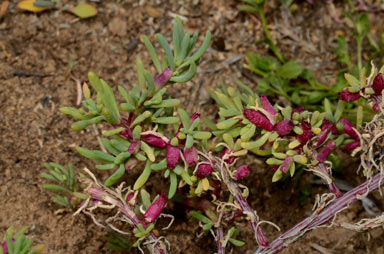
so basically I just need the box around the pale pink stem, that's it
[255,172,383,254]
[216,227,225,254]
[214,163,269,247]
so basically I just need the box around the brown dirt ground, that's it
[0,0,383,254]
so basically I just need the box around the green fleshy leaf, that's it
[228,238,245,247]
[60,107,90,120]
[153,116,179,125]
[76,147,115,163]
[192,131,211,140]
[102,127,125,137]
[170,62,196,83]
[136,58,146,90]
[100,79,121,124]
[143,35,162,73]
[168,172,178,199]
[150,98,180,108]
[176,31,191,66]
[96,163,116,170]
[272,169,283,182]
[157,34,175,70]
[134,161,152,190]
[189,211,213,224]
[144,71,156,94]
[104,164,125,186]
[179,31,211,68]
[120,102,136,112]
[324,98,334,122]
[334,100,345,122]
[132,111,152,126]
[151,159,167,171]
[114,152,131,165]
[88,71,102,92]
[178,108,190,129]
[141,141,155,162]
[185,134,194,149]
[216,118,239,130]
[140,189,152,209]
[173,18,184,65]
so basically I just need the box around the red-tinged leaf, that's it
[260,96,276,117]
[280,157,293,173]
[128,139,140,154]
[274,120,294,136]
[373,103,379,112]
[297,121,312,144]
[372,73,384,95]
[338,118,358,139]
[184,147,198,167]
[293,106,305,113]
[317,142,336,162]
[344,140,360,152]
[166,145,180,170]
[2,240,8,254]
[141,134,167,148]
[235,165,250,180]
[317,120,337,147]
[154,68,172,86]
[339,89,360,101]
[244,108,274,131]
[144,193,168,223]
[322,119,338,135]
[194,163,213,179]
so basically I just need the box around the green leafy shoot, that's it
[1,226,44,254]
[42,163,85,208]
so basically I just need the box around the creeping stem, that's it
[216,227,226,254]
[255,172,384,254]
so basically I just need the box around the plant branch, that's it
[216,227,225,254]
[254,172,384,254]
[215,160,269,247]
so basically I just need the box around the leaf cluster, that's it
[0,227,43,254]
[42,163,85,208]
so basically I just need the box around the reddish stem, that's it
[215,163,269,247]
[255,173,383,254]
[216,227,225,254]
[318,162,342,198]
